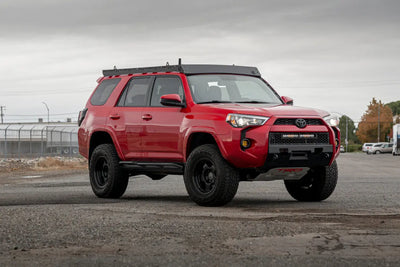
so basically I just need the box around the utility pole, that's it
[345,116,348,152]
[378,104,380,142]
[0,106,5,124]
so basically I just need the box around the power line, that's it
[6,112,78,117]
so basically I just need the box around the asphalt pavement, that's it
[0,153,399,266]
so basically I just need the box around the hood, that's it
[203,103,330,118]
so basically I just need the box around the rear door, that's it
[109,76,154,160]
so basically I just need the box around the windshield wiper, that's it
[234,101,272,104]
[197,100,232,104]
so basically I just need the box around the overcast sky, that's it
[1,0,399,123]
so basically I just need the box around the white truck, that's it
[393,124,400,156]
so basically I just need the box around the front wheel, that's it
[89,144,129,198]
[184,144,239,206]
[284,161,338,202]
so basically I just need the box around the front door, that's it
[141,75,186,162]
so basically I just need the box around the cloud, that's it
[0,0,399,122]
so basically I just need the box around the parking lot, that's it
[0,153,399,266]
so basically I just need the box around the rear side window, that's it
[118,77,153,107]
[90,78,121,106]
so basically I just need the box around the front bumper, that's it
[219,117,340,170]
[263,144,333,171]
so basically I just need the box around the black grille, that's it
[274,118,323,126]
[269,132,330,145]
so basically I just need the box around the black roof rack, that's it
[102,64,261,77]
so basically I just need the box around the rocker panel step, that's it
[119,161,184,175]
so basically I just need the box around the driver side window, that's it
[150,76,184,107]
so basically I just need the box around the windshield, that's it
[187,74,283,104]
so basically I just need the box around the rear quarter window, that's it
[90,78,121,106]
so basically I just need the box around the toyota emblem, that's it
[295,118,307,128]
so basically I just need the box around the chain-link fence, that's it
[0,124,79,158]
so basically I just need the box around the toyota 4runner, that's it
[78,61,340,206]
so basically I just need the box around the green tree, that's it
[338,115,359,144]
[386,100,400,116]
[357,98,393,143]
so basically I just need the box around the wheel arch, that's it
[89,130,124,161]
[185,132,219,161]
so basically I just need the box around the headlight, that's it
[226,114,269,128]
[323,114,339,127]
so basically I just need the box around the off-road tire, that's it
[184,144,239,206]
[89,144,129,198]
[284,160,338,202]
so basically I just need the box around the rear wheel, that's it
[184,144,239,206]
[284,161,338,202]
[89,144,129,198]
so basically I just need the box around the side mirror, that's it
[160,94,186,107]
[281,96,293,105]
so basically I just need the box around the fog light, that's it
[241,138,251,149]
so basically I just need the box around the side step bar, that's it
[119,161,184,175]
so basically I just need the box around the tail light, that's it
[78,108,88,126]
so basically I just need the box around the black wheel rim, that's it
[94,156,109,188]
[193,158,217,194]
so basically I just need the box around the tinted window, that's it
[150,76,184,107]
[90,78,121,106]
[118,77,152,107]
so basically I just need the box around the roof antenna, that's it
[113,65,117,70]
[178,58,182,65]
[166,62,170,66]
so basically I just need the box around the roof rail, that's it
[103,65,183,76]
[103,63,261,77]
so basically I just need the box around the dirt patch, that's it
[0,157,87,173]
[34,157,87,170]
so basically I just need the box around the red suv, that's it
[78,62,340,206]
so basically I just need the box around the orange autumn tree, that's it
[357,98,393,143]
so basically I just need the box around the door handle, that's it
[142,114,152,121]
[109,114,120,120]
